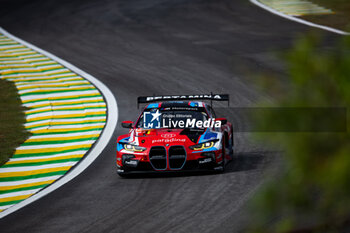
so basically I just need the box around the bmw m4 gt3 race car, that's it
[116,94,234,177]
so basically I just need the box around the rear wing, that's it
[137,94,229,108]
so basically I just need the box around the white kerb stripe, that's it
[0,189,43,199]
[0,176,62,187]
[9,151,88,162]
[0,162,77,173]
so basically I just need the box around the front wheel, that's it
[230,133,234,158]
[217,139,226,173]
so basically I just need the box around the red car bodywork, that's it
[116,100,234,176]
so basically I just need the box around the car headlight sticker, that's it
[123,144,147,152]
[189,140,217,150]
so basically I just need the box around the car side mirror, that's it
[121,121,134,128]
[216,117,227,125]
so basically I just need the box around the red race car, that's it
[116,94,234,177]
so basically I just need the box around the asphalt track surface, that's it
[0,0,335,232]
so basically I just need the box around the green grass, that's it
[301,0,350,31]
[0,79,30,166]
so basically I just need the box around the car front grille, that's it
[149,146,167,170]
[168,146,186,169]
[149,146,187,171]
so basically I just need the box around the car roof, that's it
[146,101,207,109]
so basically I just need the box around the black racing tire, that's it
[214,137,226,174]
[220,138,226,172]
[230,126,234,158]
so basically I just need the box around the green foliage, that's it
[249,34,350,233]
[0,79,30,166]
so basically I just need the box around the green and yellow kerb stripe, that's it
[259,0,333,16]
[0,33,107,212]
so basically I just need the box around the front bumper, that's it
[117,150,223,174]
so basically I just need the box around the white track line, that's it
[250,0,350,35]
[0,27,118,219]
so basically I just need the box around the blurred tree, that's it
[249,33,350,233]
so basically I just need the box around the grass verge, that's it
[0,79,30,166]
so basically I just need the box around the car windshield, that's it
[136,107,208,129]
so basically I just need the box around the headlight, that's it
[123,144,147,152]
[189,140,217,150]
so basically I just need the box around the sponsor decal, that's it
[145,94,224,101]
[125,160,138,166]
[143,110,221,129]
[161,134,176,138]
[152,138,186,144]
[144,109,162,128]
[162,118,220,128]
[199,158,212,164]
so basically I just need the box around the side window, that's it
[208,106,216,118]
